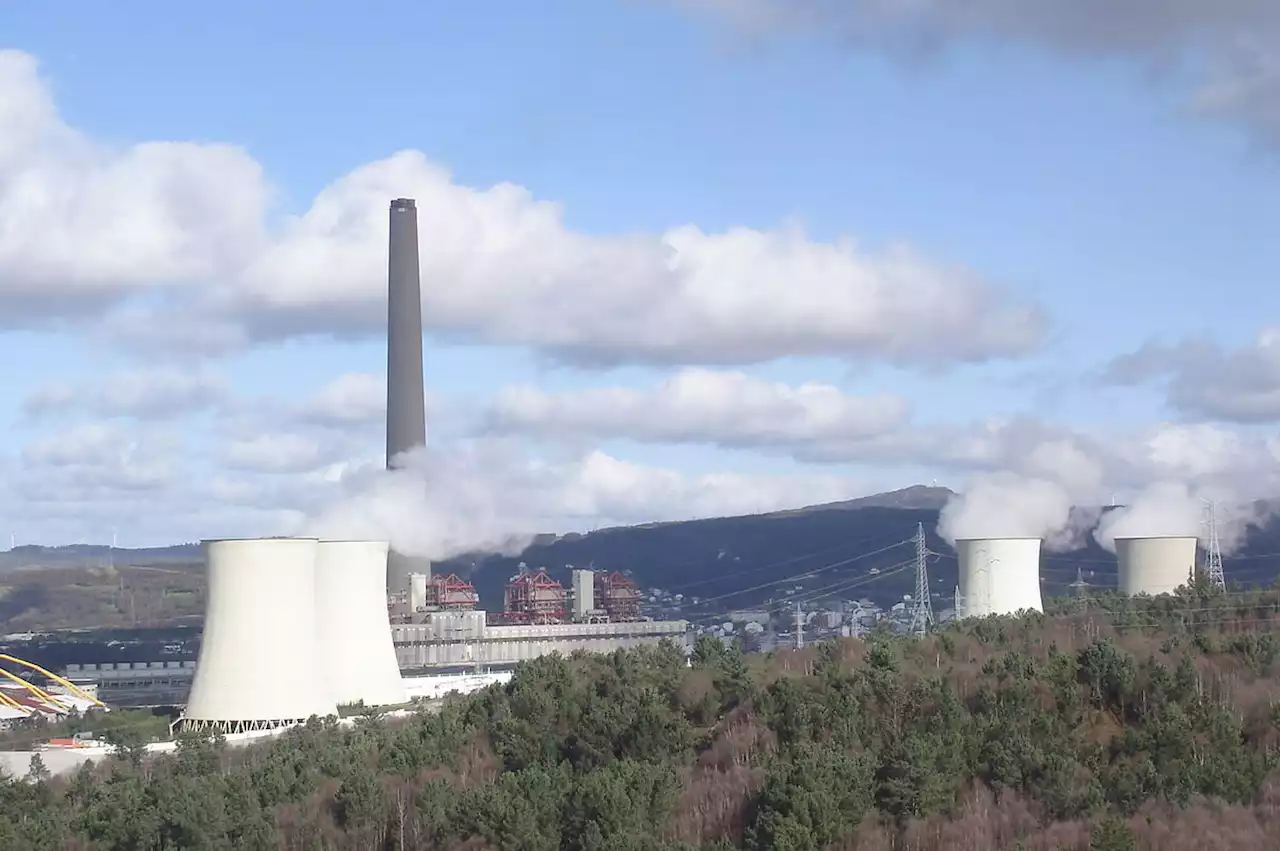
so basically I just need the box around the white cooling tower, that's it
[956,537,1043,618]
[182,538,337,733]
[1115,536,1197,597]
[315,540,407,708]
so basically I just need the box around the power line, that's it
[683,560,916,628]
[689,537,915,607]
[666,530,913,594]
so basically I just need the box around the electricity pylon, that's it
[1204,500,1226,591]
[908,523,935,636]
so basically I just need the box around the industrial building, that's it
[955,537,1044,619]
[167,197,687,734]
[1115,536,1197,597]
[377,195,685,666]
[392,565,686,667]
[393,616,687,670]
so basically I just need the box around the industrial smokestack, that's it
[387,198,430,591]
[387,198,426,463]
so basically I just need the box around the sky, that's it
[2,0,1280,551]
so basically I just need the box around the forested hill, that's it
[8,586,1280,849]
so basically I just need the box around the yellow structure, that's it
[0,655,104,707]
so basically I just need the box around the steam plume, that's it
[300,445,535,562]
[1093,481,1266,555]
[939,473,1083,549]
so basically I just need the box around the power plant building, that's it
[392,616,687,670]
[181,538,338,733]
[314,540,407,708]
[1115,536,1197,597]
[956,537,1044,619]
[178,198,690,729]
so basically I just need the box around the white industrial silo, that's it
[571,569,595,620]
[182,538,337,733]
[956,537,1043,618]
[315,540,407,708]
[408,572,429,615]
[1115,536,1197,597]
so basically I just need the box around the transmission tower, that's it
[1069,567,1091,598]
[794,602,804,650]
[1204,500,1226,591]
[908,523,935,636]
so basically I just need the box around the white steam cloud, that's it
[1093,481,1267,556]
[299,446,537,562]
[939,473,1085,550]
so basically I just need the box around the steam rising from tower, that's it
[387,198,430,590]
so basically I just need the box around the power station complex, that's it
[956,534,1201,619]
[174,198,688,733]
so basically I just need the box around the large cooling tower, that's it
[315,540,407,708]
[387,197,432,592]
[1115,536,1197,597]
[182,538,337,733]
[956,537,1044,618]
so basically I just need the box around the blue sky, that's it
[3,0,1279,550]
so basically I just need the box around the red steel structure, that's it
[427,574,479,610]
[595,571,642,621]
[503,570,567,624]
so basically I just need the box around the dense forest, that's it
[5,578,1280,849]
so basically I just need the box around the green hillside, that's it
[4,579,1280,849]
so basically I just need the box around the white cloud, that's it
[0,52,267,323]
[19,422,178,493]
[0,49,1044,368]
[486,368,909,446]
[297,372,386,426]
[668,0,1280,145]
[1105,329,1280,422]
[478,373,1280,503]
[23,367,228,420]
[219,433,326,475]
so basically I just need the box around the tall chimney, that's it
[386,198,430,591]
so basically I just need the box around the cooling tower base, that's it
[177,717,309,736]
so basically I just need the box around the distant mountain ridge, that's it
[5,486,1280,614]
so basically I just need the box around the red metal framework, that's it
[595,571,642,621]
[427,573,479,610]
[504,570,566,624]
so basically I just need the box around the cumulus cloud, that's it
[299,442,871,562]
[219,433,327,475]
[486,368,909,447]
[668,0,1280,145]
[19,422,178,493]
[478,373,1280,501]
[0,49,1044,368]
[297,372,386,427]
[1105,329,1280,422]
[23,367,228,420]
[0,52,267,323]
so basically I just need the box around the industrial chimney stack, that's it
[386,198,430,591]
